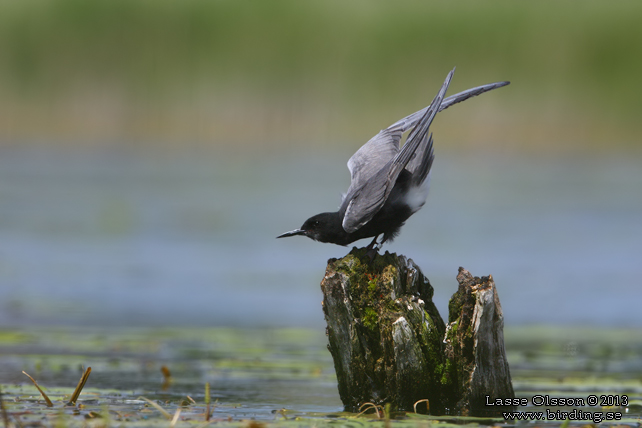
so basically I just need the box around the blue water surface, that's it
[0,148,640,328]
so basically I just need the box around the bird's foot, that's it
[365,247,379,263]
[365,237,380,263]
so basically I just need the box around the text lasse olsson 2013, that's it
[485,394,626,423]
[486,394,628,407]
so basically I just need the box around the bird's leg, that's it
[366,235,378,251]
[365,235,380,262]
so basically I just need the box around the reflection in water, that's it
[0,149,640,328]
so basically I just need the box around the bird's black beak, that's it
[276,229,307,238]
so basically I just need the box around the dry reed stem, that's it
[413,399,430,414]
[138,397,172,420]
[22,371,54,407]
[357,402,383,419]
[68,367,92,406]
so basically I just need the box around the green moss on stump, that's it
[322,247,447,413]
[321,250,514,416]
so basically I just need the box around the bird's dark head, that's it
[276,212,344,243]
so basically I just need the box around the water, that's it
[0,327,345,420]
[0,148,640,328]
[1,326,641,423]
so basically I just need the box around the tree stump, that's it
[444,267,515,416]
[320,248,514,416]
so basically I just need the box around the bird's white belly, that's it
[403,179,431,214]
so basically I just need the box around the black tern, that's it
[277,68,509,252]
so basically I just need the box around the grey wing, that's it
[404,81,508,181]
[344,126,402,203]
[388,80,510,134]
[406,133,434,187]
[341,68,455,233]
[344,80,509,199]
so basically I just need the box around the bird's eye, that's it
[314,220,320,227]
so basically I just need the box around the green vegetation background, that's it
[0,0,640,153]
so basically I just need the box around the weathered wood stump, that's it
[321,248,514,416]
[444,267,515,416]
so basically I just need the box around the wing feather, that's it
[343,80,509,203]
[344,127,401,202]
[407,133,434,186]
[389,80,510,133]
[342,69,454,233]
[340,75,510,233]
